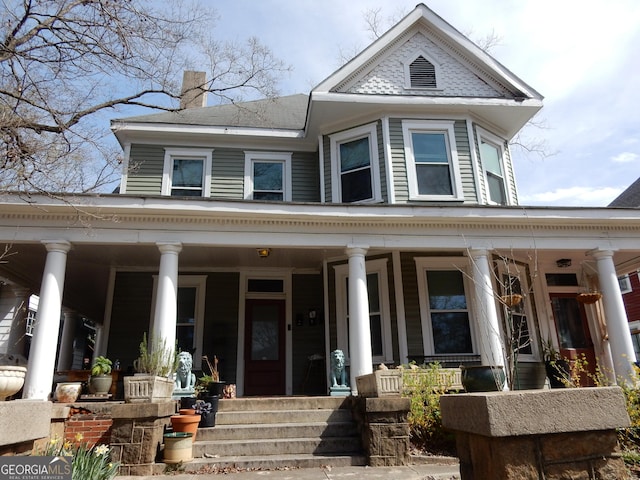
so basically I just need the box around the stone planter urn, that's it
[0,365,26,400]
[355,369,403,397]
[123,374,174,403]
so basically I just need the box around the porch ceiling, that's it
[3,242,640,324]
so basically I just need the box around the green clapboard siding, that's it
[126,144,164,195]
[292,273,326,395]
[212,148,244,199]
[513,362,547,390]
[454,120,477,203]
[323,135,331,202]
[400,252,424,357]
[292,152,321,202]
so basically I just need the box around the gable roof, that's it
[313,3,542,101]
[609,177,640,207]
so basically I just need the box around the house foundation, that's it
[440,387,631,479]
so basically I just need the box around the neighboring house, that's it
[1,3,640,400]
[610,178,640,359]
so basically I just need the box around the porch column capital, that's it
[42,240,71,254]
[468,248,491,258]
[156,242,182,255]
[589,249,616,260]
[345,245,368,257]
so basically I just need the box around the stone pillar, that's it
[346,246,372,393]
[592,249,637,384]
[6,285,31,358]
[56,309,77,372]
[469,249,504,367]
[153,242,181,355]
[23,240,71,400]
[441,387,631,479]
[351,396,411,467]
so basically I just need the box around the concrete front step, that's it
[216,408,353,425]
[194,436,361,457]
[198,421,358,441]
[217,396,351,412]
[154,453,366,474]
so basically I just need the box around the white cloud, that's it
[520,186,624,207]
[611,152,639,164]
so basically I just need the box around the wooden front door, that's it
[549,293,597,386]
[244,299,286,396]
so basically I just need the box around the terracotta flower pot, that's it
[170,414,201,442]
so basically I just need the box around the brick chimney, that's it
[180,71,207,109]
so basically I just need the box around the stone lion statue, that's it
[330,349,347,387]
[175,351,196,390]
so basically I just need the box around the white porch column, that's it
[592,249,637,383]
[153,242,182,355]
[6,285,31,358]
[56,308,77,372]
[346,246,373,393]
[23,240,71,400]
[469,249,505,367]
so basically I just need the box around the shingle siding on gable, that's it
[345,32,505,97]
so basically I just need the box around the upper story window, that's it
[161,148,212,197]
[244,152,292,201]
[402,120,463,201]
[477,128,509,205]
[404,52,441,89]
[330,123,381,203]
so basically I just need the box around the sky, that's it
[201,0,640,207]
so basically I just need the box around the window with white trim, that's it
[477,128,509,205]
[619,274,632,294]
[334,258,393,364]
[244,152,292,201]
[402,120,463,201]
[416,258,475,355]
[161,148,212,197]
[330,124,381,203]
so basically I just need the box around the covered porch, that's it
[0,194,638,399]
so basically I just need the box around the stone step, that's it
[193,436,362,457]
[215,407,353,425]
[197,421,358,441]
[154,453,367,474]
[217,396,351,412]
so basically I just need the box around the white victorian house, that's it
[1,4,638,400]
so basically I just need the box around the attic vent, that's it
[409,56,437,88]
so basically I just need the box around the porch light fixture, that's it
[257,248,271,258]
[556,258,572,268]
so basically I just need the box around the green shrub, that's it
[401,363,456,456]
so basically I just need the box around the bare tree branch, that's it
[0,0,291,195]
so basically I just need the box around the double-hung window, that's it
[162,148,212,197]
[244,152,292,201]
[477,128,509,205]
[330,123,381,203]
[415,258,475,356]
[402,120,463,200]
[334,258,392,364]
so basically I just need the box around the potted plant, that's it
[123,333,178,403]
[196,399,217,428]
[542,338,570,388]
[201,355,226,396]
[89,356,113,395]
